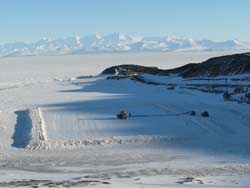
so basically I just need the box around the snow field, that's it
[0,52,250,187]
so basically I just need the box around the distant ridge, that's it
[102,52,250,77]
[1,33,250,57]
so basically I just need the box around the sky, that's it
[0,0,249,43]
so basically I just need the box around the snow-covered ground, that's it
[0,51,250,187]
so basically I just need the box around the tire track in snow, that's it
[26,108,48,150]
[154,103,210,132]
[156,103,238,137]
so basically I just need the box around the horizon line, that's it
[1,33,250,45]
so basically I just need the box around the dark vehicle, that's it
[201,111,209,117]
[117,111,128,119]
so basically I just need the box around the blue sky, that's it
[0,0,249,43]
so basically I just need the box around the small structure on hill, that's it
[234,86,245,94]
[241,93,250,103]
[115,68,139,76]
[167,85,176,90]
[246,93,250,101]
[223,92,231,100]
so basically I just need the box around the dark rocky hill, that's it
[102,64,163,75]
[161,52,250,77]
[102,52,250,78]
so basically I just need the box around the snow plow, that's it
[117,111,128,120]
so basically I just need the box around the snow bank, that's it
[26,108,48,150]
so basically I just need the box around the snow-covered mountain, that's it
[1,33,250,57]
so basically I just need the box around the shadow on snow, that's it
[12,110,32,148]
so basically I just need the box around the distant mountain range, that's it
[1,33,250,58]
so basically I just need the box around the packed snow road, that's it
[0,52,250,187]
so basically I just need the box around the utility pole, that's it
[225,78,229,93]
[212,77,215,93]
